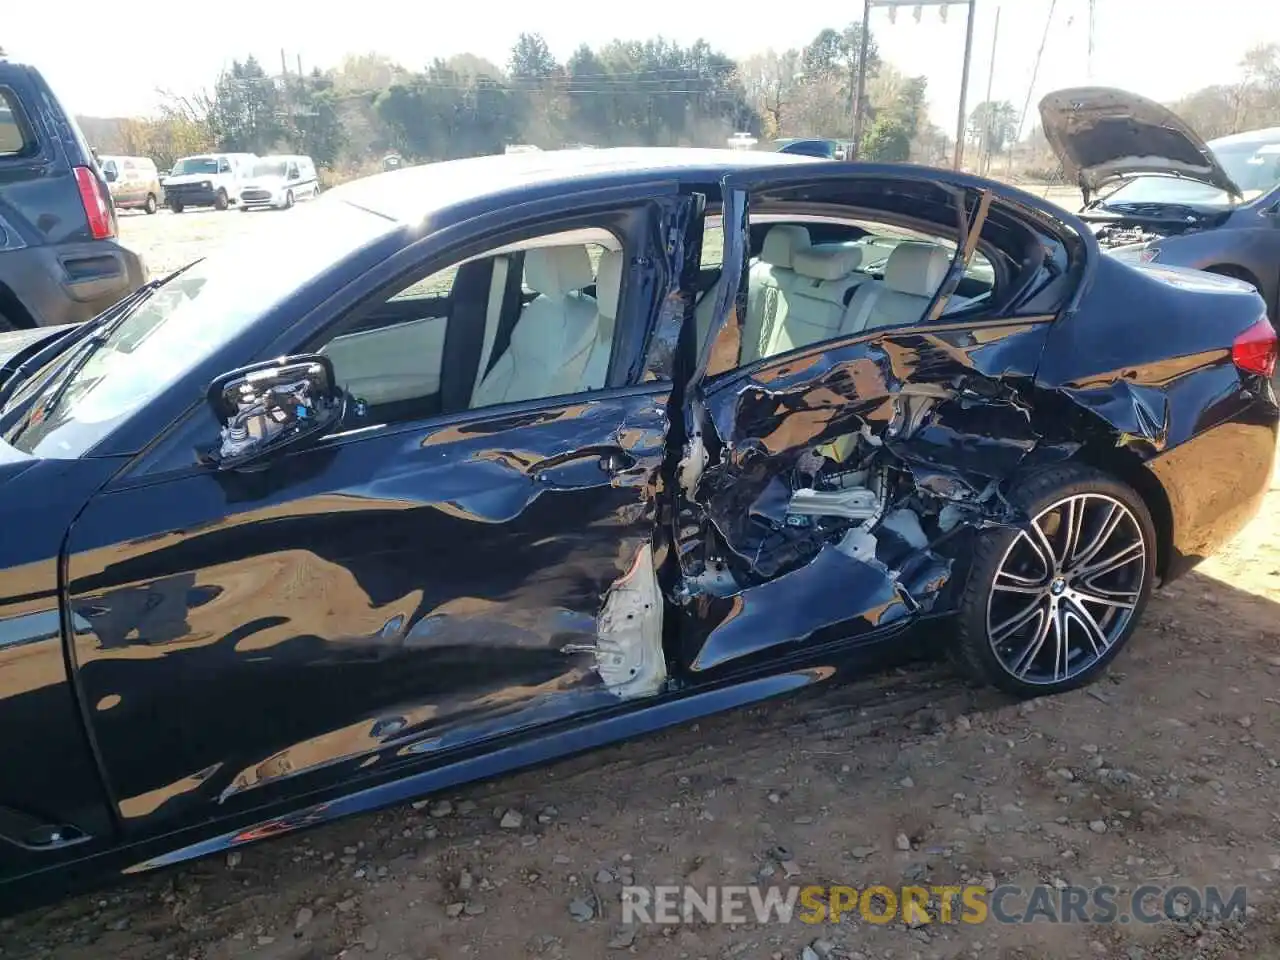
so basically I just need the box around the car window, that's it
[0,89,34,158]
[696,214,990,369]
[319,226,624,425]
[0,201,396,459]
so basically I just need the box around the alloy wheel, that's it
[986,493,1148,686]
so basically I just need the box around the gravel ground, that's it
[5,183,1280,960]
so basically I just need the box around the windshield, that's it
[1102,133,1280,206]
[1,200,395,458]
[171,156,220,176]
[253,159,289,178]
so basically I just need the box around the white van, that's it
[238,155,320,211]
[163,153,257,212]
[98,155,163,214]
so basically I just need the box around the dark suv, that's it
[0,58,146,330]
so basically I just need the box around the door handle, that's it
[598,450,635,473]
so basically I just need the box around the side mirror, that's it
[204,355,344,470]
[103,169,117,182]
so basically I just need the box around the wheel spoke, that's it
[1063,596,1111,657]
[1069,503,1125,571]
[1075,539,1144,581]
[1057,497,1085,568]
[993,571,1045,595]
[1072,585,1138,609]
[992,595,1048,644]
[1010,604,1052,678]
[1021,521,1057,578]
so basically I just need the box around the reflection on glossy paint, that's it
[65,386,673,834]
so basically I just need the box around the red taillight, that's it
[1232,317,1278,378]
[73,166,115,240]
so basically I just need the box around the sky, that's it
[5,0,1274,136]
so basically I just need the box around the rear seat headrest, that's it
[791,246,862,282]
[759,225,812,269]
[884,242,952,297]
[595,248,623,321]
[525,245,595,298]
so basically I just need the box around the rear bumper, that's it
[0,239,147,327]
[1152,388,1279,582]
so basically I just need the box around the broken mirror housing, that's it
[204,355,344,469]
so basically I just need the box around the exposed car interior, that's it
[693,213,1001,362]
[319,229,622,423]
[317,183,1063,425]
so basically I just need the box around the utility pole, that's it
[853,0,977,169]
[851,0,872,159]
[1087,0,1096,80]
[980,5,1001,174]
[952,0,976,170]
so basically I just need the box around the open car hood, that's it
[1038,87,1243,203]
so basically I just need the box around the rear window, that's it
[0,88,35,158]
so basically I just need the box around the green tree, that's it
[509,32,559,79]
[208,56,285,154]
[967,100,1018,159]
[283,71,346,166]
[860,113,911,161]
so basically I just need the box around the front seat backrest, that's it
[842,241,952,334]
[470,245,597,408]
[564,246,622,395]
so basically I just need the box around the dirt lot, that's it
[5,186,1280,960]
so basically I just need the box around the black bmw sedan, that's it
[0,148,1275,911]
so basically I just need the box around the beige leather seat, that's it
[740,225,812,363]
[758,245,864,357]
[567,247,622,394]
[470,245,598,407]
[841,241,951,334]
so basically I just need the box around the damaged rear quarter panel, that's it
[679,318,1059,675]
[1034,255,1279,577]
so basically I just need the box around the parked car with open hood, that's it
[0,57,147,329]
[239,154,319,211]
[1040,87,1280,321]
[0,148,1274,912]
[163,152,257,212]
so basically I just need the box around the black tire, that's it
[214,189,229,211]
[0,311,12,332]
[144,193,158,215]
[170,201,184,214]
[953,463,1156,698]
[284,190,294,209]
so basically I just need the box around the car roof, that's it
[1209,127,1280,148]
[329,147,814,224]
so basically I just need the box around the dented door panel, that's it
[64,390,671,836]
[677,316,1059,676]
